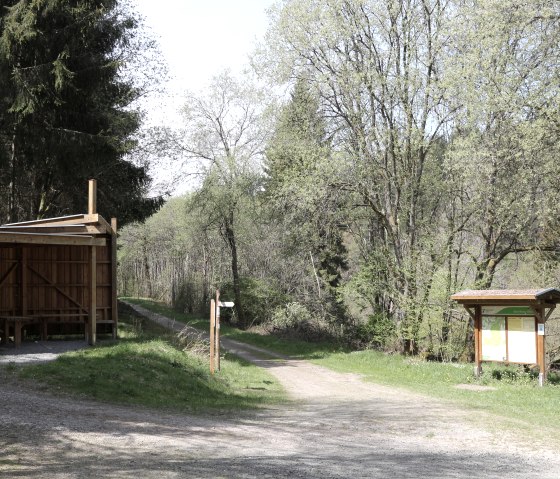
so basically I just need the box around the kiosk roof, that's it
[451,288,560,304]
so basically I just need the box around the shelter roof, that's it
[0,213,112,247]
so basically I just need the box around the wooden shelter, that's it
[451,288,560,386]
[0,180,117,347]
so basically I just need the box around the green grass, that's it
[15,307,286,412]
[123,297,560,437]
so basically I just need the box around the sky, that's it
[133,0,276,126]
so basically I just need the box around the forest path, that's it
[1,303,559,478]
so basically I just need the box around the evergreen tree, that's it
[0,0,162,224]
[266,79,348,321]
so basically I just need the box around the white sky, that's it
[134,0,276,126]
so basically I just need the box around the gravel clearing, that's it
[1,303,559,478]
[0,340,88,365]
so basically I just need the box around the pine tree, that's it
[266,79,348,320]
[0,0,162,224]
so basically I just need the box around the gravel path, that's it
[1,303,559,478]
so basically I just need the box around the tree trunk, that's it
[142,239,153,298]
[8,132,17,223]
[223,212,246,329]
[202,243,209,312]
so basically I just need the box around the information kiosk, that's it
[451,289,560,386]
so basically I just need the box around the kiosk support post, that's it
[474,305,482,378]
[536,306,546,387]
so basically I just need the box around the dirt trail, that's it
[1,303,559,478]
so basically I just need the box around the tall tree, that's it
[266,79,348,322]
[446,0,560,288]
[0,0,162,224]
[180,72,268,328]
[263,0,456,352]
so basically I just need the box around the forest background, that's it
[1,0,559,362]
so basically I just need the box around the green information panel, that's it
[481,317,506,361]
[482,306,533,316]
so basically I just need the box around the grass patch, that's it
[15,306,285,412]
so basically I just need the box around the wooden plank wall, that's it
[0,246,17,315]
[0,243,113,337]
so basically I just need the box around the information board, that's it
[507,317,537,364]
[481,317,506,361]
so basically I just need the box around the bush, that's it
[172,280,199,314]
[271,302,313,330]
[487,365,537,384]
[270,302,331,341]
[354,313,396,350]
[219,277,287,327]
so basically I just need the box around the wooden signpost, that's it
[451,289,560,386]
[209,290,234,374]
[216,290,220,372]
[209,298,216,375]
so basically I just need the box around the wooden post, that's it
[2,319,8,344]
[88,179,97,215]
[474,305,482,377]
[41,318,48,341]
[210,299,216,375]
[15,319,21,348]
[536,306,546,387]
[18,247,27,348]
[19,246,27,315]
[87,245,97,345]
[111,217,118,339]
[216,290,220,372]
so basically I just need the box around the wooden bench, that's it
[1,313,89,347]
[1,316,41,347]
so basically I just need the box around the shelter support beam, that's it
[0,262,18,289]
[41,319,48,341]
[87,245,97,345]
[19,247,27,317]
[88,179,97,215]
[14,319,21,346]
[2,319,8,344]
[111,218,118,339]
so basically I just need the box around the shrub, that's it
[271,302,313,331]
[219,277,287,327]
[355,313,396,350]
[488,365,537,384]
